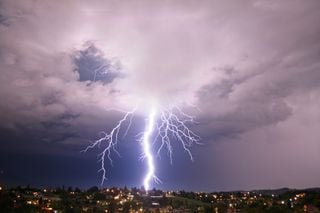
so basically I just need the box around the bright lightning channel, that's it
[83,105,200,191]
[141,108,157,191]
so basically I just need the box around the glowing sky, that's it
[0,0,320,191]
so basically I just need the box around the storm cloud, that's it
[0,0,320,190]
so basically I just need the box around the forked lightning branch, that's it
[82,106,200,191]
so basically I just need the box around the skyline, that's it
[0,0,320,192]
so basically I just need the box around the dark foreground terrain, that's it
[1,185,320,213]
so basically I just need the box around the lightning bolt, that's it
[140,108,158,191]
[81,108,136,185]
[83,105,200,191]
[156,106,201,164]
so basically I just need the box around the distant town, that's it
[1,185,320,213]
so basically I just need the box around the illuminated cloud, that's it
[0,0,320,190]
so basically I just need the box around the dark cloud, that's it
[196,65,293,140]
[0,13,9,27]
[73,42,122,83]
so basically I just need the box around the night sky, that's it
[1,0,320,192]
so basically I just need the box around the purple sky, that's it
[0,0,320,191]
